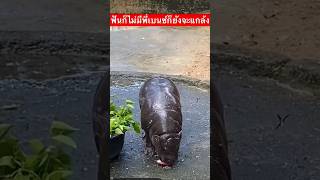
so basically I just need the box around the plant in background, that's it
[110,99,141,137]
[0,121,78,180]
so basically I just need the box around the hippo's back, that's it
[139,77,181,111]
[139,77,182,134]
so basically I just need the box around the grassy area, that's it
[110,0,209,13]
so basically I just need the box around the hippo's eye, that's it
[164,138,174,148]
[166,138,180,150]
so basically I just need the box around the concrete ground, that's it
[1,61,319,180]
[215,66,320,180]
[0,72,102,180]
[110,75,210,180]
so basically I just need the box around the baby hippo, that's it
[139,77,182,167]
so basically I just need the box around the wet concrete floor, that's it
[0,71,210,180]
[1,67,319,179]
[216,66,320,180]
[110,76,210,180]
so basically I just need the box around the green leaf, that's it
[133,122,141,134]
[0,124,13,140]
[11,169,40,180]
[50,121,79,136]
[0,121,76,180]
[122,126,129,132]
[114,128,123,135]
[29,139,45,154]
[24,155,39,170]
[45,170,72,180]
[125,114,133,121]
[13,149,26,165]
[127,104,134,109]
[110,98,139,136]
[0,138,20,157]
[55,150,71,167]
[0,156,15,168]
[38,153,49,169]
[125,100,134,105]
[13,172,29,180]
[52,135,77,149]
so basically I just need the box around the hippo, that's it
[139,77,182,167]
[212,84,232,180]
[92,72,109,180]
[92,73,108,153]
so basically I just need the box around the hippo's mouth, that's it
[156,159,172,167]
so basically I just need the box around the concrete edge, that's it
[2,70,209,90]
[212,43,320,93]
[1,30,319,92]
[0,31,109,57]
[111,71,210,90]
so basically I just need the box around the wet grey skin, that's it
[139,77,183,166]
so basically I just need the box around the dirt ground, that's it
[1,0,320,80]
[111,0,320,81]
[213,0,320,62]
[111,26,210,81]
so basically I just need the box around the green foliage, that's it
[110,99,141,137]
[50,121,79,137]
[0,121,78,180]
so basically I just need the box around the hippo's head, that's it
[151,131,182,166]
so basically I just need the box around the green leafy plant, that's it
[0,121,78,180]
[110,99,141,137]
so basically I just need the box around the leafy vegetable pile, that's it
[110,99,141,137]
[0,121,78,180]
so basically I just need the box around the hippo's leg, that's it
[143,130,155,156]
[145,145,155,156]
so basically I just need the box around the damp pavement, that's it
[1,1,319,179]
[0,32,319,180]
[0,73,101,180]
[0,71,210,180]
[110,76,210,180]
[216,66,320,180]
[0,65,320,179]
